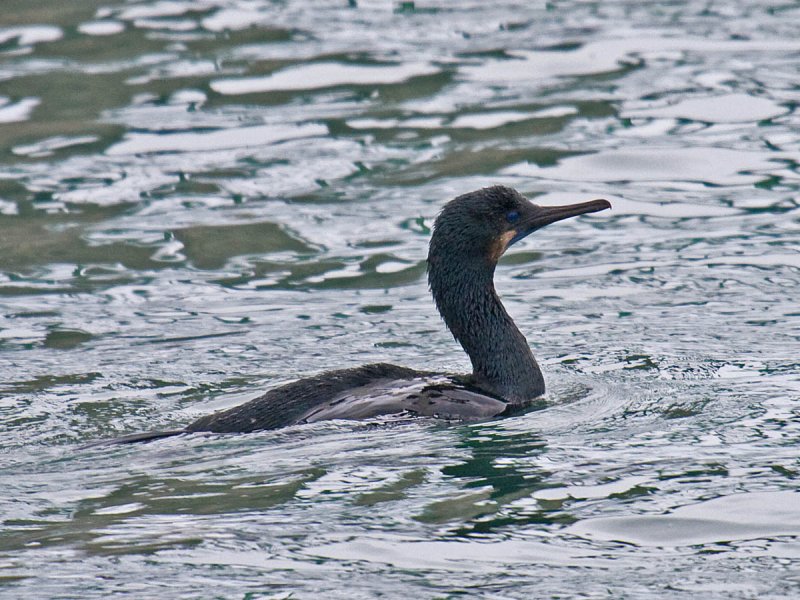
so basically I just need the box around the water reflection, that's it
[569,491,800,547]
[420,426,549,531]
[1,0,799,597]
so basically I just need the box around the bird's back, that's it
[186,362,510,433]
[185,363,418,433]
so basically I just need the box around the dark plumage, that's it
[92,186,610,446]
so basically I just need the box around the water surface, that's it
[1,1,799,598]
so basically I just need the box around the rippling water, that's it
[1,1,799,598]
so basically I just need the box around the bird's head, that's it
[428,186,611,269]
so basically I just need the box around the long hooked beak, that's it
[510,198,611,245]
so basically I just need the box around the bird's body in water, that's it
[99,186,610,445]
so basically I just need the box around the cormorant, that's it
[97,186,610,444]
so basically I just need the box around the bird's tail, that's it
[81,429,187,449]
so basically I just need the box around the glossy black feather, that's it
[187,363,425,433]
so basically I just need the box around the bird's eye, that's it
[506,210,520,224]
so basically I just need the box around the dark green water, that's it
[1,1,799,598]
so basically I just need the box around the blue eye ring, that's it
[506,210,520,224]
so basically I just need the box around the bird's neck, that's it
[428,258,544,404]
